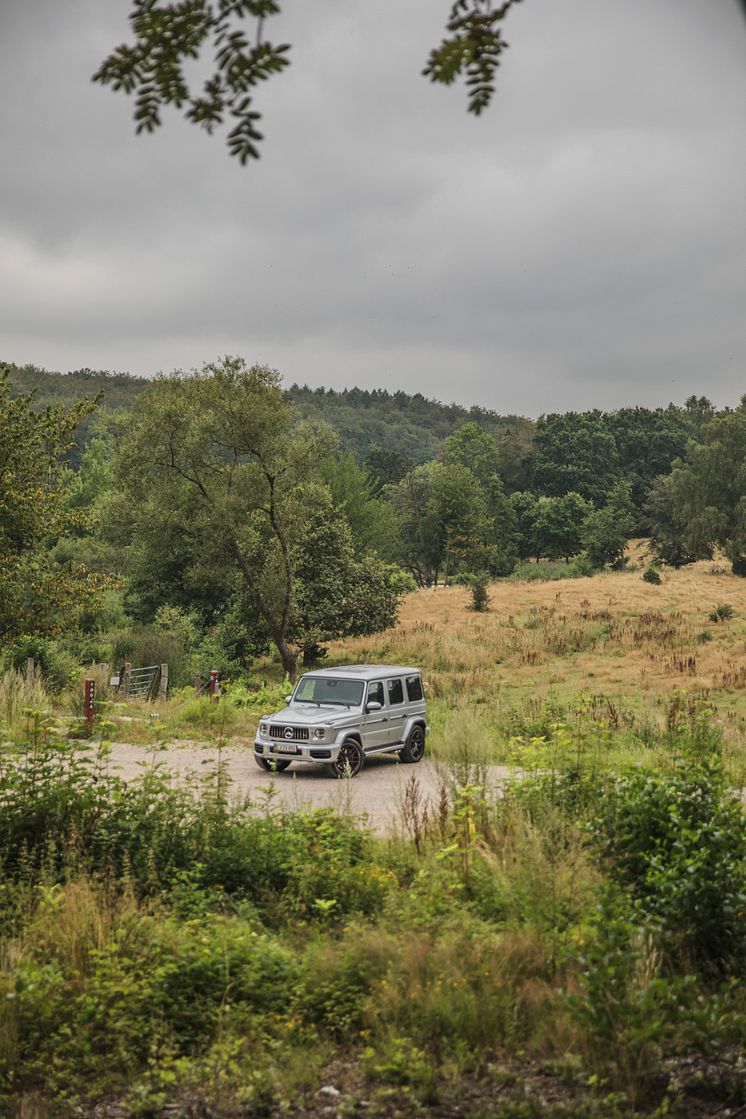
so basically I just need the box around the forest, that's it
[3,357,746,1118]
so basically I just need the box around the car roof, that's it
[299,665,421,682]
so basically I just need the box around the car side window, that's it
[368,681,385,706]
[387,678,404,706]
[406,675,423,701]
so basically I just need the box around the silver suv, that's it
[253,664,427,777]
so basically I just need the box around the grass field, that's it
[9,551,743,778]
[336,552,746,706]
[326,553,746,780]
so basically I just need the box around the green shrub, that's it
[468,573,490,612]
[111,626,189,683]
[570,890,693,1104]
[224,677,290,710]
[0,725,393,928]
[588,765,746,973]
[387,565,418,594]
[642,566,661,585]
[507,556,597,583]
[1,636,78,693]
[709,602,735,623]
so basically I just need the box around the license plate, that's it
[275,743,300,755]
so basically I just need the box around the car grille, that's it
[269,725,309,741]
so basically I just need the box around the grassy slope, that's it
[334,554,746,708]
[326,553,746,781]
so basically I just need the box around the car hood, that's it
[262,705,357,726]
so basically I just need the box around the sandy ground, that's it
[107,741,512,833]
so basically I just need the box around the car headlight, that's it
[313,727,327,740]
[259,722,268,735]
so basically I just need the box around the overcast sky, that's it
[1,0,744,416]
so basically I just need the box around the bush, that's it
[709,603,735,622]
[570,890,699,1105]
[571,552,598,577]
[507,556,597,583]
[468,573,490,612]
[1,636,78,693]
[111,626,189,683]
[588,765,746,973]
[0,724,394,926]
[642,566,661,585]
[387,565,418,595]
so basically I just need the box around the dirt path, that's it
[107,741,513,833]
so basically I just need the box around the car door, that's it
[362,680,389,750]
[384,677,407,744]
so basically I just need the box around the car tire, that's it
[399,724,426,764]
[329,738,364,778]
[255,756,292,773]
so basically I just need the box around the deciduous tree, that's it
[649,403,746,574]
[582,482,635,569]
[113,357,400,676]
[0,368,105,639]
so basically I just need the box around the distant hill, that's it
[3,363,150,412]
[4,362,532,465]
[289,384,531,463]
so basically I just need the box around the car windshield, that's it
[293,676,365,707]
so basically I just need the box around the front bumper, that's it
[254,737,341,763]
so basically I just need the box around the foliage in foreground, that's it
[2,718,746,1117]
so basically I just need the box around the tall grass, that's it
[2,721,746,1115]
[0,670,50,730]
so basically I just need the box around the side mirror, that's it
[366,701,382,712]
[285,695,293,704]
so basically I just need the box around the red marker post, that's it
[84,678,96,726]
[209,670,221,703]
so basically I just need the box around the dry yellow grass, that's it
[332,557,746,714]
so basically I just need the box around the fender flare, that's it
[401,717,427,744]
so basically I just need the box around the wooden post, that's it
[84,678,96,725]
[26,657,34,685]
[159,663,169,701]
[122,662,132,699]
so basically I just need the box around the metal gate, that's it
[116,664,167,701]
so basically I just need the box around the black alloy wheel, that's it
[400,725,426,763]
[330,737,364,778]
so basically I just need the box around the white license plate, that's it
[275,743,299,754]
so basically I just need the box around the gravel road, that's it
[107,741,512,833]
